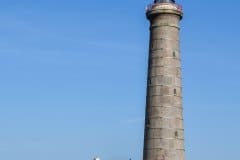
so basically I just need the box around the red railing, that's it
[146,3,183,12]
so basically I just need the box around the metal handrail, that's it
[146,3,183,12]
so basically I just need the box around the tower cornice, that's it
[146,3,183,20]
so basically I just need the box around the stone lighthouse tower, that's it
[143,0,184,160]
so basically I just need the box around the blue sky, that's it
[0,0,240,160]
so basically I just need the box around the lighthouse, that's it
[143,0,184,160]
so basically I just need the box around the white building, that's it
[93,157,100,160]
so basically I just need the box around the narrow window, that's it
[173,51,176,57]
[147,118,150,127]
[174,89,177,96]
[151,40,157,50]
[175,131,179,138]
[148,78,152,85]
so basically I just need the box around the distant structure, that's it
[143,0,184,160]
[93,157,100,160]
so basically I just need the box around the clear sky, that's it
[0,0,240,160]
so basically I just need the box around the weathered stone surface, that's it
[146,106,183,119]
[150,58,181,68]
[145,128,184,139]
[144,2,184,160]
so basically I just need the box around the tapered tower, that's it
[143,0,184,160]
